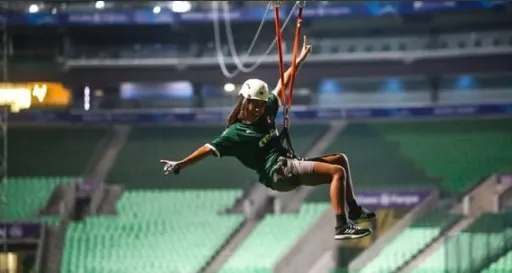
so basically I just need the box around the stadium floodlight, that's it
[170,1,192,13]
[28,4,39,13]
[224,83,235,93]
[95,1,105,9]
[153,6,161,14]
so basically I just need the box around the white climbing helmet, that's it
[238,78,270,102]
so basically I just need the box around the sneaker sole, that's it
[334,231,372,240]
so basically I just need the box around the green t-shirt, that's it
[207,93,287,186]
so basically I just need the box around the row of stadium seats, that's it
[0,177,75,221]
[69,30,512,59]
[311,31,512,53]
[354,209,460,273]
[219,202,330,273]
[61,189,244,273]
[412,212,512,273]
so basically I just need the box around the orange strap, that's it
[273,3,287,106]
[273,1,304,128]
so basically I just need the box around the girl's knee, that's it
[333,153,348,167]
[309,161,346,185]
[332,165,346,181]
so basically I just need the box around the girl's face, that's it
[243,99,266,122]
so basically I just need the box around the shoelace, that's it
[342,224,361,235]
[346,223,360,231]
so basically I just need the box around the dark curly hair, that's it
[225,95,245,129]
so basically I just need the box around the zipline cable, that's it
[212,1,298,78]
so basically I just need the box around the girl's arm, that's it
[177,145,214,169]
[160,145,214,174]
[273,36,312,102]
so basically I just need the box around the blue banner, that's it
[0,222,42,240]
[2,1,511,26]
[10,103,512,124]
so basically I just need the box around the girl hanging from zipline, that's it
[160,34,375,240]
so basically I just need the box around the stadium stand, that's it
[218,202,330,273]
[61,189,244,273]
[108,124,329,189]
[6,2,512,273]
[374,118,512,195]
[0,177,75,222]
[8,126,108,176]
[412,212,512,273]
[4,126,104,223]
[307,118,511,273]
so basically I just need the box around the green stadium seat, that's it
[8,126,107,176]
[219,203,330,273]
[61,189,244,273]
[108,124,328,189]
[0,177,75,221]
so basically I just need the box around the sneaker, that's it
[348,206,376,223]
[334,222,372,240]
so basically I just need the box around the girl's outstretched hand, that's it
[160,160,182,175]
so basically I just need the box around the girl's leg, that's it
[296,160,371,240]
[301,161,345,215]
[303,153,376,222]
